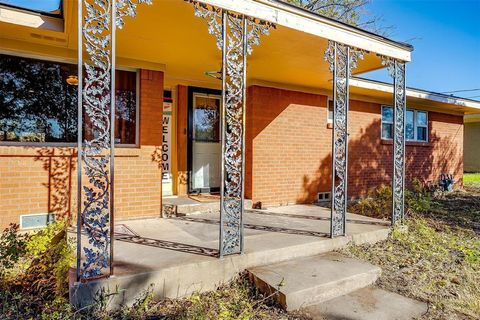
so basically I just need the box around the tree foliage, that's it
[284,0,390,35]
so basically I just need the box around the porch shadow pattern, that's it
[33,147,77,221]
[74,224,219,259]
[115,234,219,257]
[113,222,219,257]
[246,209,390,227]
[174,216,329,238]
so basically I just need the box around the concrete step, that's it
[247,252,381,311]
[302,287,428,320]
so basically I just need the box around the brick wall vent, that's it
[317,192,331,203]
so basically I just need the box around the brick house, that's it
[3,4,480,300]
[1,0,480,234]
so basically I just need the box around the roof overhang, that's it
[0,0,413,91]
[350,78,480,115]
[200,0,412,61]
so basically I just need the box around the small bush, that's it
[405,178,433,214]
[0,221,74,319]
[350,184,392,219]
[350,178,434,220]
[0,224,27,276]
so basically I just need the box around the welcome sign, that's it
[162,91,173,195]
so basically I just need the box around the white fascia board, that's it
[198,0,412,61]
[350,78,480,111]
[0,6,63,32]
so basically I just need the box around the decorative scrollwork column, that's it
[324,41,364,237]
[190,1,271,256]
[381,57,407,225]
[77,0,151,282]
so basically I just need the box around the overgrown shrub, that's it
[1,222,299,320]
[350,184,392,219]
[350,178,434,219]
[405,178,433,214]
[0,224,27,276]
[0,221,74,319]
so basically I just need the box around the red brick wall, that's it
[246,85,464,207]
[246,86,329,205]
[0,69,164,230]
[0,80,465,228]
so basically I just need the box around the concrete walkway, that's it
[303,287,428,320]
[71,205,390,308]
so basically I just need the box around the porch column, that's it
[76,0,151,281]
[324,41,364,237]
[190,2,271,256]
[382,57,407,225]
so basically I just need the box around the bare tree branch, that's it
[283,0,394,36]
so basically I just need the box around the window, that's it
[381,106,428,142]
[0,0,62,16]
[0,54,138,145]
[193,94,221,142]
[327,99,334,123]
[114,70,138,145]
[416,111,428,141]
[381,106,394,140]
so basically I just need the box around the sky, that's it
[0,0,61,12]
[362,0,480,100]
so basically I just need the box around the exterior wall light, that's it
[66,75,79,86]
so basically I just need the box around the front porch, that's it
[71,204,390,307]
[0,0,414,306]
[69,0,411,283]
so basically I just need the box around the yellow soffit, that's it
[1,0,411,92]
[110,0,390,90]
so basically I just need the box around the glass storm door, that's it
[191,93,222,193]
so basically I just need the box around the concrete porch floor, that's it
[71,205,391,307]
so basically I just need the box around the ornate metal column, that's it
[190,2,271,256]
[77,0,151,281]
[381,57,407,225]
[324,41,364,237]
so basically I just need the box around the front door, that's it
[188,87,222,193]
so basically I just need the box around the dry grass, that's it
[73,274,312,320]
[141,274,311,320]
[344,187,480,320]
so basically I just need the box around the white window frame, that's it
[414,110,428,142]
[381,105,394,140]
[327,98,334,124]
[381,105,429,142]
[0,52,140,148]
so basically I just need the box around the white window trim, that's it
[0,54,140,148]
[381,105,394,140]
[381,105,429,142]
[413,110,428,142]
[327,98,334,124]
